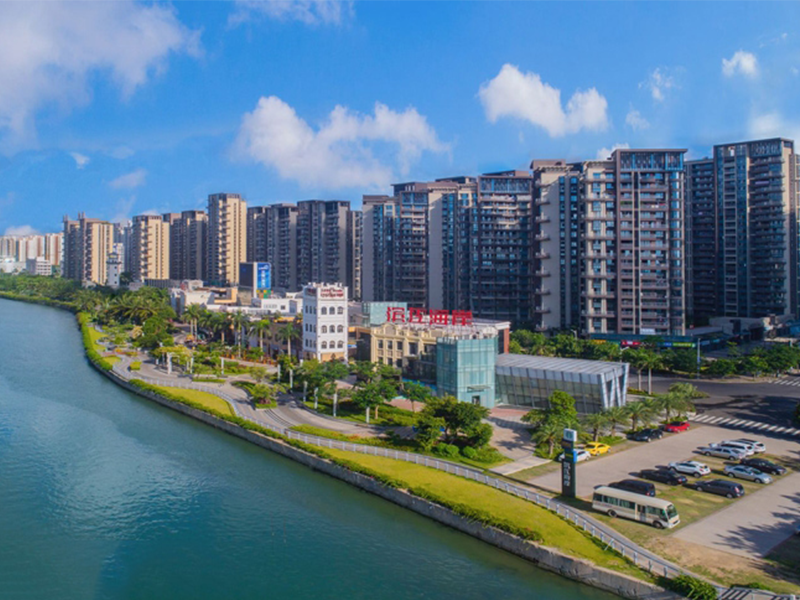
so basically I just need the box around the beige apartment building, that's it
[62,214,114,285]
[207,193,246,286]
[130,215,170,282]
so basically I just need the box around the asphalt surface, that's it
[530,424,800,557]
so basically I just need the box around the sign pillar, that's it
[561,428,578,498]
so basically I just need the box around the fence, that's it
[116,364,795,600]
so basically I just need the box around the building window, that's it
[321,307,327,315]
[321,341,327,349]
[321,325,327,334]
[337,325,343,333]
[337,340,344,348]
[338,306,344,314]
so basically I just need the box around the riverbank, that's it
[0,293,685,599]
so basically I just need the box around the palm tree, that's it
[602,406,628,437]
[623,347,646,391]
[183,304,203,339]
[276,322,300,359]
[231,311,250,357]
[639,349,663,395]
[532,420,563,457]
[211,312,231,345]
[655,392,689,422]
[197,309,215,341]
[625,400,655,431]
[252,317,272,352]
[582,412,609,442]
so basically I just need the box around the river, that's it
[0,298,617,600]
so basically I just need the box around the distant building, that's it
[207,193,246,286]
[130,214,170,282]
[26,257,52,276]
[106,244,123,288]
[436,336,497,408]
[62,213,115,285]
[301,282,348,361]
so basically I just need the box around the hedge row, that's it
[77,313,114,371]
[661,574,718,600]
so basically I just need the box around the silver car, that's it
[697,446,745,460]
[724,464,772,484]
[734,438,766,453]
[711,441,755,457]
[668,461,711,477]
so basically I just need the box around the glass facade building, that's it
[436,336,497,408]
[495,354,628,415]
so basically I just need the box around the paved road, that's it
[673,470,800,558]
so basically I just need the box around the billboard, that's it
[256,262,271,291]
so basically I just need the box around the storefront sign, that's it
[319,287,345,299]
[386,306,473,326]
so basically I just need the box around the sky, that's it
[1,0,800,235]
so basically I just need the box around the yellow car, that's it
[584,442,611,456]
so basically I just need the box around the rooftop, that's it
[496,353,625,375]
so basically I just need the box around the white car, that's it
[668,460,711,477]
[711,441,755,457]
[557,449,591,463]
[734,438,766,453]
[697,446,745,460]
[724,464,772,484]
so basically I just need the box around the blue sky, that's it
[1,1,799,234]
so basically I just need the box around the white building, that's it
[106,243,124,288]
[301,282,348,361]
[26,257,52,276]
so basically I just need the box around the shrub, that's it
[663,574,718,600]
[130,361,141,371]
[474,447,505,464]
[461,446,477,459]
[597,435,625,446]
[434,443,460,458]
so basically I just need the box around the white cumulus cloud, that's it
[110,169,147,190]
[234,96,447,190]
[625,109,650,131]
[70,152,90,169]
[722,51,758,78]
[596,143,630,161]
[0,1,200,152]
[110,196,137,224]
[478,64,609,137]
[230,0,352,26]
[748,111,800,142]
[641,67,678,102]
[4,225,40,236]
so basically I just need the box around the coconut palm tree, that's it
[276,321,300,359]
[211,312,232,345]
[252,317,272,352]
[623,347,646,391]
[639,349,663,395]
[602,406,629,437]
[582,412,609,442]
[532,420,563,457]
[183,304,203,339]
[231,311,250,357]
[625,400,656,431]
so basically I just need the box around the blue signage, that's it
[256,262,271,291]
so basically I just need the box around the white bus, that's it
[592,486,680,529]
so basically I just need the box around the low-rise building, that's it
[495,354,629,414]
[26,257,52,276]
[436,335,497,407]
[301,282,348,361]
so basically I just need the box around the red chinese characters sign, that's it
[386,307,473,326]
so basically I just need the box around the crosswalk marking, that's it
[690,413,800,437]
[765,376,800,388]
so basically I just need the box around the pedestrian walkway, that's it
[765,375,800,387]
[489,454,550,476]
[691,413,800,437]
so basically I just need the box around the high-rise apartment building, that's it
[347,209,363,301]
[685,158,716,323]
[163,210,208,281]
[62,213,115,285]
[246,206,269,264]
[207,193,247,286]
[130,214,170,282]
[687,138,799,320]
[296,200,351,289]
[532,149,687,337]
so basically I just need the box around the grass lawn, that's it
[105,355,120,365]
[87,327,105,353]
[767,535,800,580]
[323,447,653,583]
[159,386,235,417]
[304,397,417,427]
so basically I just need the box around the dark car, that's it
[628,428,664,443]
[638,469,688,486]
[687,479,744,499]
[608,479,656,497]
[740,458,787,476]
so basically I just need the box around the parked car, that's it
[712,440,755,457]
[584,442,611,456]
[740,457,786,476]
[628,428,663,442]
[668,460,711,477]
[696,446,746,460]
[556,449,591,463]
[664,421,690,433]
[607,479,656,497]
[733,438,766,453]
[638,469,688,486]
[686,479,745,499]
[795,522,800,536]
[724,464,773,484]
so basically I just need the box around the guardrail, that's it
[112,362,793,599]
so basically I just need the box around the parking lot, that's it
[527,425,800,557]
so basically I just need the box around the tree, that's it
[231,311,250,357]
[706,358,737,378]
[740,355,769,378]
[276,322,300,358]
[183,304,203,340]
[624,400,655,432]
[250,366,269,384]
[421,395,488,444]
[415,414,445,450]
[623,347,646,391]
[602,406,628,437]
[655,391,691,423]
[665,348,698,374]
[582,412,609,442]
[351,381,394,424]
[763,344,800,376]
[532,420,563,457]
[639,349,663,394]
[521,408,546,428]
[546,390,580,429]
[403,381,433,413]
[252,317,272,352]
